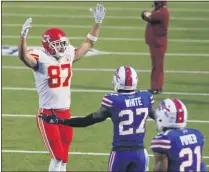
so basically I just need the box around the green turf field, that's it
[2,1,209,171]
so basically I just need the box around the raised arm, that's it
[18,18,38,69]
[74,4,106,61]
[39,106,111,127]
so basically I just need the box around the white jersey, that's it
[29,45,75,109]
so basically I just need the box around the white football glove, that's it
[21,17,32,38]
[90,4,106,24]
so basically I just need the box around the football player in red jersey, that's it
[18,4,106,172]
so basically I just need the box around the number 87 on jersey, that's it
[47,64,71,88]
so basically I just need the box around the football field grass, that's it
[2,1,209,171]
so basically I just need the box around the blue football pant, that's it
[108,149,149,172]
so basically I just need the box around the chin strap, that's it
[47,38,68,59]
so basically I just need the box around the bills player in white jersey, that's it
[18,4,106,172]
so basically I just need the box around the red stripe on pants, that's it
[36,108,73,162]
[108,151,116,172]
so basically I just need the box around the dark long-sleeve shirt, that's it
[62,106,111,127]
[60,107,155,127]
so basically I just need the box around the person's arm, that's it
[201,133,206,171]
[39,106,111,127]
[149,110,155,120]
[141,9,164,23]
[18,18,38,69]
[74,4,106,61]
[153,152,168,172]
[201,162,206,172]
[148,92,155,120]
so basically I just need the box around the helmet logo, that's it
[160,105,170,112]
[42,34,50,43]
[116,74,120,79]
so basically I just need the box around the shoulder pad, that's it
[137,90,154,104]
[101,94,113,108]
[151,132,171,153]
[28,48,43,60]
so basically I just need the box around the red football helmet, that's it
[42,28,69,57]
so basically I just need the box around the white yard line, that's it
[102,52,209,57]
[2,47,209,57]
[2,114,209,124]
[2,35,209,44]
[2,44,209,57]
[2,13,209,21]
[3,24,209,32]
[2,5,209,13]
[2,150,209,159]
[2,87,209,96]
[2,66,209,74]
[3,149,209,159]
[2,150,110,156]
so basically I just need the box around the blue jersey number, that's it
[119,107,148,136]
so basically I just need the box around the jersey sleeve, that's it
[66,44,76,62]
[147,91,154,105]
[197,130,204,147]
[149,94,154,104]
[101,94,113,108]
[27,48,40,60]
[151,133,171,154]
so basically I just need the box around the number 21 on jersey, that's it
[179,146,201,171]
[48,64,71,88]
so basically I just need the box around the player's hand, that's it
[141,10,151,20]
[141,10,146,20]
[90,4,106,24]
[21,17,32,38]
[39,109,63,124]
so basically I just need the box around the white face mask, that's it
[49,39,69,59]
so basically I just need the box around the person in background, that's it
[141,0,170,94]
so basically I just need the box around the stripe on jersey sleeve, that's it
[101,97,113,108]
[151,138,171,150]
[150,95,154,104]
[30,53,39,60]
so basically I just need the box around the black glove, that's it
[39,109,64,124]
[141,10,146,20]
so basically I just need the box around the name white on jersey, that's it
[29,45,75,109]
